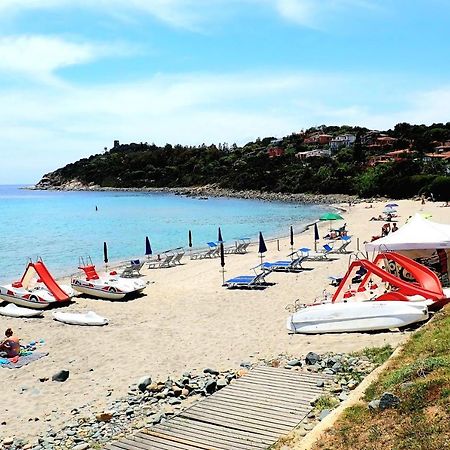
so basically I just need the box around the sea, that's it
[0,185,331,282]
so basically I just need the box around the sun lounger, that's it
[223,266,272,289]
[190,242,220,260]
[261,255,307,272]
[330,236,352,254]
[171,248,185,265]
[298,246,332,261]
[224,238,251,255]
[121,259,144,277]
[148,254,175,269]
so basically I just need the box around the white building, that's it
[330,134,356,151]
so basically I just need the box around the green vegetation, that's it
[352,344,394,366]
[41,122,450,199]
[314,395,341,412]
[313,305,450,450]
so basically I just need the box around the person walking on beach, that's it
[0,328,20,358]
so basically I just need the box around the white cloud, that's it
[0,0,379,30]
[0,35,129,84]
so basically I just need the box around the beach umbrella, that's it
[218,227,223,243]
[219,242,225,284]
[386,203,398,208]
[314,222,319,252]
[319,212,344,230]
[145,236,152,258]
[188,230,192,248]
[258,232,267,265]
[103,241,108,265]
[290,226,294,257]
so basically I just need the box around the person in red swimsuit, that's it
[0,328,20,358]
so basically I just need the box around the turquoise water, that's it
[0,185,330,282]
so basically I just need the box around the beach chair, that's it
[148,254,175,269]
[331,236,352,254]
[261,254,307,272]
[224,237,251,255]
[191,242,219,260]
[171,248,185,265]
[223,266,272,289]
[299,245,332,261]
[121,259,144,277]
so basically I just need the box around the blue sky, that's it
[0,0,449,183]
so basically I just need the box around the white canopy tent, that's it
[365,214,450,252]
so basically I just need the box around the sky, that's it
[0,0,449,183]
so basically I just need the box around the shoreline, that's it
[28,182,365,205]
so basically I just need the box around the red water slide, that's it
[369,252,444,295]
[32,261,70,302]
[332,255,444,304]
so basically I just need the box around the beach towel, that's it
[0,351,48,369]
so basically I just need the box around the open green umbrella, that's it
[319,212,344,231]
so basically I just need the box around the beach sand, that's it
[0,198,448,442]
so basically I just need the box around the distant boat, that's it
[198,197,208,200]
[286,301,428,334]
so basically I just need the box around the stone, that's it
[181,388,190,397]
[368,399,380,411]
[39,377,49,382]
[332,362,343,372]
[205,380,217,394]
[168,398,181,405]
[339,392,349,401]
[303,422,314,430]
[2,438,14,446]
[323,368,335,375]
[319,409,331,421]
[52,370,69,382]
[172,386,183,397]
[286,359,302,367]
[305,352,320,365]
[216,378,228,390]
[379,392,400,410]
[203,368,220,376]
[240,361,251,369]
[96,411,114,422]
[137,376,152,393]
[316,380,324,388]
[72,444,90,450]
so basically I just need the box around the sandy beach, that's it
[0,198,448,443]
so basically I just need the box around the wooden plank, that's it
[245,371,330,386]
[158,416,272,446]
[224,384,319,402]
[242,370,328,386]
[180,409,286,439]
[137,430,222,450]
[201,394,309,419]
[194,397,303,425]
[187,402,297,431]
[253,367,332,381]
[234,377,325,395]
[210,389,314,409]
[155,422,264,450]
[129,435,196,450]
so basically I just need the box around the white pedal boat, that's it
[53,310,108,326]
[71,264,146,300]
[0,261,74,309]
[287,301,429,334]
[0,303,44,318]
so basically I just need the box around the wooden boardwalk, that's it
[105,366,329,450]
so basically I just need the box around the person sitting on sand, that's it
[392,223,399,232]
[381,223,391,237]
[0,328,20,358]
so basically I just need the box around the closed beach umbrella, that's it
[219,242,226,285]
[218,227,223,243]
[314,222,319,252]
[145,236,152,257]
[258,232,267,264]
[103,241,108,264]
[290,226,294,247]
[188,230,192,248]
